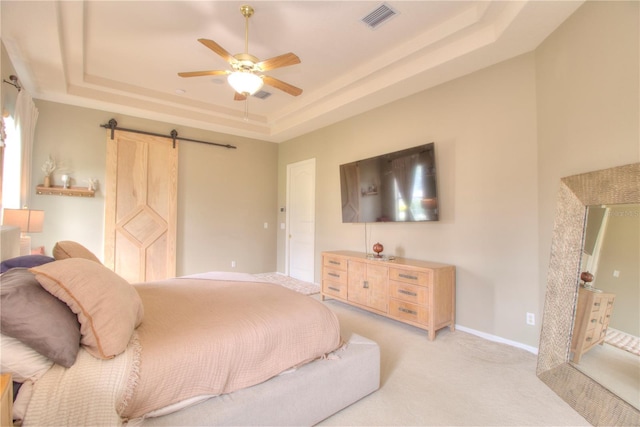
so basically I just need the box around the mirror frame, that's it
[537,162,640,425]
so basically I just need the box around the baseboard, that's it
[455,324,539,355]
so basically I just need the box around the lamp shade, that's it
[2,209,44,233]
[228,71,263,95]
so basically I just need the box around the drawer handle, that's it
[398,289,418,297]
[399,273,418,280]
[329,260,340,265]
[586,337,592,342]
[594,302,600,307]
[328,286,340,292]
[398,307,417,316]
[590,318,597,323]
[328,272,340,278]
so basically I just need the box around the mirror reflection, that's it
[571,203,639,409]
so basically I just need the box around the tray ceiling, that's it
[1,1,582,142]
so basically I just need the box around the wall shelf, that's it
[36,185,95,198]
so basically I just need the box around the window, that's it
[1,115,21,209]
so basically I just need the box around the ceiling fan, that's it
[178,5,302,101]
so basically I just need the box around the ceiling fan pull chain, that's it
[244,98,249,122]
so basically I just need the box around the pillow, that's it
[0,334,53,382]
[0,268,81,367]
[52,241,101,263]
[0,254,55,273]
[30,258,144,359]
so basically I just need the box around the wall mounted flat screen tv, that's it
[340,143,438,223]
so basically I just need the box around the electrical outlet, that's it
[231,261,236,268]
[526,312,535,326]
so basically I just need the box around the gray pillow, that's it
[0,268,81,367]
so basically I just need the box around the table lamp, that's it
[2,208,44,255]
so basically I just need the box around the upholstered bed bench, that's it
[139,334,380,426]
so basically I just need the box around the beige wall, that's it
[1,45,18,118]
[535,1,639,326]
[26,101,279,276]
[277,1,639,348]
[278,53,541,346]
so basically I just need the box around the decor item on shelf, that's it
[580,271,594,288]
[373,242,384,258]
[41,155,56,188]
[2,208,44,255]
[86,178,98,191]
[61,174,70,189]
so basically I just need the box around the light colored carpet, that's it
[575,342,640,410]
[253,272,320,295]
[253,274,590,425]
[315,297,590,426]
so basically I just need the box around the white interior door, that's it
[286,158,315,282]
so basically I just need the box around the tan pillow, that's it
[52,241,101,263]
[30,258,144,359]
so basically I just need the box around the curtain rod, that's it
[99,119,237,149]
[3,75,21,91]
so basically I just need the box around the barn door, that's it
[104,130,178,283]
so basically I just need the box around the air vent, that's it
[253,90,272,100]
[361,3,398,29]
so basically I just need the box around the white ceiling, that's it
[2,1,582,143]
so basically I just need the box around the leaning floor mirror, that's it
[537,162,639,425]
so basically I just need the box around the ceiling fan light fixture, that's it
[228,71,263,95]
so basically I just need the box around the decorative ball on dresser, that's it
[372,242,384,258]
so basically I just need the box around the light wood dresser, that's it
[321,251,455,340]
[570,287,615,363]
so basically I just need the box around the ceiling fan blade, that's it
[234,92,247,101]
[198,38,237,65]
[178,70,229,78]
[256,53,301,71]
[262,75,303,96]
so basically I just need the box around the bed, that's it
[0,241,380,426]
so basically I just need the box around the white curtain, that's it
[14,89,39,208]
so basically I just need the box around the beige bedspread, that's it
[120,278,341,419]
[23,276,341,425]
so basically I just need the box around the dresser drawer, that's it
[586,315,598,331]
[389,299,428,325]
[323,267,347,285]
[584,327,598,345]
[323,280,348,299]
[389,280,428,305]
[389,267,430,287]
[323,255,348,271]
